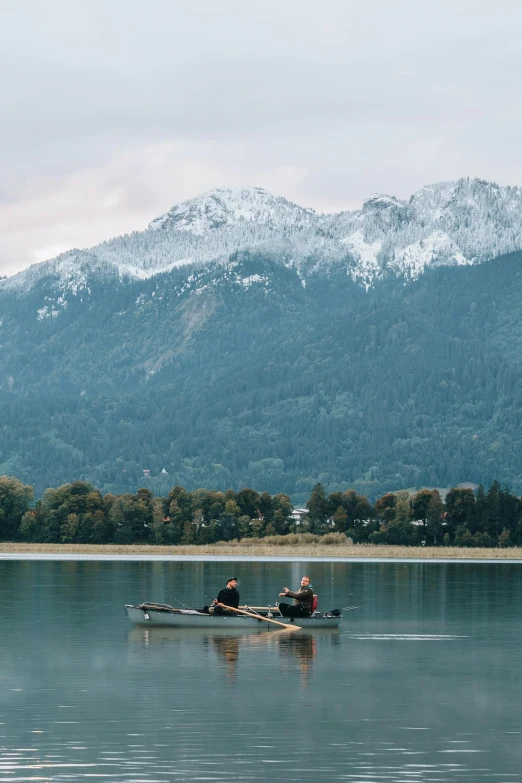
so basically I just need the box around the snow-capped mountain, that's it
[329,179,522,280]
[148,185,316,234]
[4,178,522,293]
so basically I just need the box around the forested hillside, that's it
[1,249,522,500]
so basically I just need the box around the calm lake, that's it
[1,559,522,781]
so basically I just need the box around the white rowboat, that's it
[124,604,342,629]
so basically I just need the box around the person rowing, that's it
[211,576,240,615]
[278,575,314,619]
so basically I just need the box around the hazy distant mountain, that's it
[4,178,522,295]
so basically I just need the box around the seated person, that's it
[278,575,314,618]
[212,577,240,615]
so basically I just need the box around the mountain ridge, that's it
[4,177,522,295]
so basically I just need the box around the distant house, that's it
[143,469,151,477]
[291,507,309,526]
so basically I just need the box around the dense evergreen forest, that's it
[1,475,520,548]
[2,250,522,501]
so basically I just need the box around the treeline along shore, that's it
[1,475,521,550]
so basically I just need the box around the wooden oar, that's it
[217,603,300,632]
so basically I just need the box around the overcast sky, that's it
[1,0,522,276]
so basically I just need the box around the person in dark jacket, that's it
[213,577,240,615]
[278,575,314,618]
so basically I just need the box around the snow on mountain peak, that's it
[4,176,522,294]
[361,193,405,211]
[148,185,314,235]
[340,230,382,277]
[389,230,469,278]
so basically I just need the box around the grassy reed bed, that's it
[1,535,521,559]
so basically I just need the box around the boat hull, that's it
[124,605,341,629]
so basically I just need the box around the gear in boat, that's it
[125,574,342,628]
[125,601,342,631]
[124,603,342,629]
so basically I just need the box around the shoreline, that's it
[1,542,522,561]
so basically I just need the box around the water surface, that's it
[1,560,521,781]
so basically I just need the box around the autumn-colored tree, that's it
[332,505,348,530]
[375,493,396,524]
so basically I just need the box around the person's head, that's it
[226,577,238,588]
[301,575,311,587]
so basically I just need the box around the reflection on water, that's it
[129,626,335,685]
[213,634,240,679]
[276,631,317,686]
[1,559,522,781]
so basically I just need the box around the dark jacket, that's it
[216,586,240,609]
[285,586,314,612]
